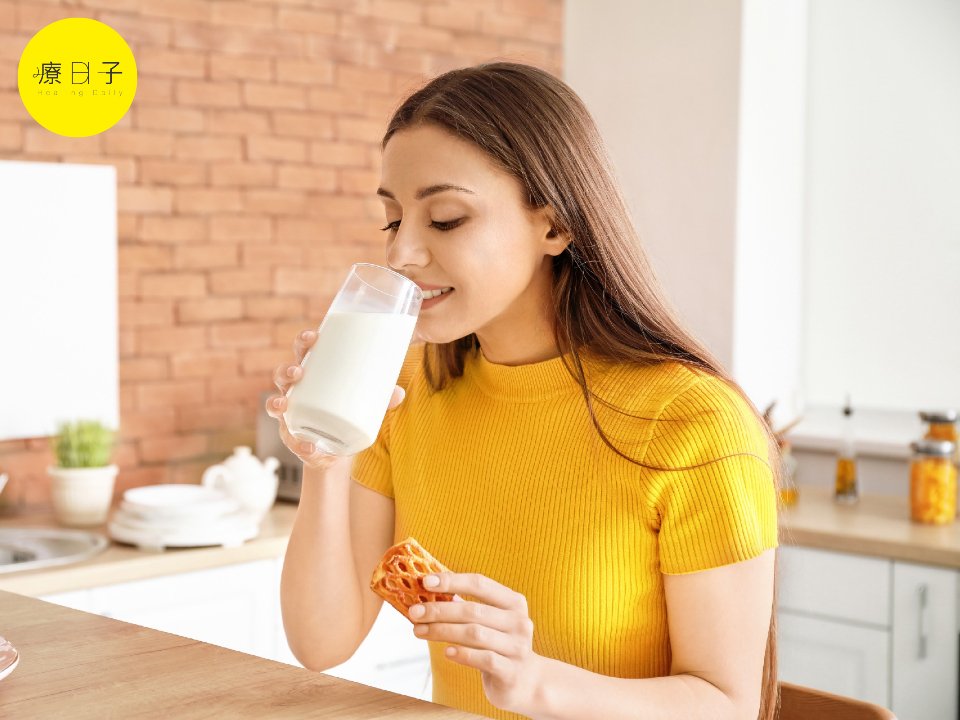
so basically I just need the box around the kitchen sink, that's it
[0,528,108,574]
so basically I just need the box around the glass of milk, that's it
[283,263,422,456]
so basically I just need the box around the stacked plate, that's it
[108,484,260,551]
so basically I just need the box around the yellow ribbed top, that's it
[352,343,778,720]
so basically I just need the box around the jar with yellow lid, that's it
[909,439,958,525]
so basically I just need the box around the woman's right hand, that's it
[265,328,407,470]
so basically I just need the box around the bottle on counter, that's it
[909,439,958,525]
[834,395,859,504]
[779,440,799,507]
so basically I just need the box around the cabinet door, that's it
[778,610,890,707]
[88,559,278,659]
[891,562,959,720]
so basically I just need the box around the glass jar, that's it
[909,439,958,525]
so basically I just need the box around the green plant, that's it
[53,420,116,468]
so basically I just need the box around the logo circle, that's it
[18,17,137,138]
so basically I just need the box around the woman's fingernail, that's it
[300,441,314,453]
[423,575,439,588]
[287,366,298,377]
[414,624,427,635]
[410,604,425,618]
[301,330,312,340]
[273,397,283,408]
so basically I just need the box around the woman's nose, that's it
[385,223,430,270]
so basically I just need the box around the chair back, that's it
[779,682,897,720]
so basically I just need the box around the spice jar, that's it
[909,439,958,525]
[778,440,799,508]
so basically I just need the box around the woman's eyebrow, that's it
[376,184,476,201]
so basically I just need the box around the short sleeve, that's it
[643,373,779,575]
[351,342,425,499]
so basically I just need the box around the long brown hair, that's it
[382,61,781,720]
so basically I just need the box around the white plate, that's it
[122,484,238,520]
[0,636,18,682]
[107,516,259,551]
[109,507,259,534]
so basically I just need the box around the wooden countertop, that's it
[779,485,960,568]
[0,590,483,719]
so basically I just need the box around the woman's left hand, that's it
[410,572,544,716]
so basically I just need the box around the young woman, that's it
[270,62,780,720]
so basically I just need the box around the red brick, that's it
[309,141,369,167]
[246,135,307,162]
[98,12,173,45]
[243,82,308,110]
[210,215,272,242]
[500,0,558,20]
[0,121,21,150]
[174,243,240,270]
[139,325,207,353]
[115,467,168,493]
[502,40,553,66]
[134,77,175,107]
[277,8,337,35]
[175,26,305,58]
[141,159,207,186]
[307,86,366,115]
[210,321,274,349]
[425,5,480,31]
[275,59,335,87]
[309,194,371,219]
[16,4,70,30]
[136,380,207,409]
[137,107,205,133]
[274,267,327,295]
[119,300,175,328]
[119,408,177,440]
[277,165,337,191]
[206,109,271,135]
[135,47,207,78]
[62,155,138,184]
[242,189,308,215]
[336,65,393,94]
[119,245,174,271]
[178,297,244,323]
[212,1,275,27]
[240,347,291,376]
[368,0,423,24]
[210,162,275,187]
[335,116,386,143]
[140,433,209,463]
[242,243,303,267]
[141,0,211,23]
[0,2,15,30]
[338,168,379,195]
[104,130,175,158]
[209,375,273,404]
[175,135,243,160]
[276,218,336,244]
[209,269,272,295]
[141,216,207,243]
[120,357,169,383]
[176,79,242,108]
[174,188,244,213]
[210,55,272,82]
[170,350,239,379]
[243,295,305,319]
[176,404,247,433]
[22,127,103,156]
[118,185,175,214]
[272,111,335,139]
[141,273,207,299]
[207,428,258,458]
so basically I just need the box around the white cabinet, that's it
[891,562,959,720]
[778,546,959,720]
[40,555,433,703]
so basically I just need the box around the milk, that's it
[283,310,418,456]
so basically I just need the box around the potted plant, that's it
[47,419,119,527]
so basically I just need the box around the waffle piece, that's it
[370,537,454,622]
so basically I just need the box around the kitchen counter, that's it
[0,502,300,597]
[0,589,483,719]
[779,485,960,568]
[3,486,959,598]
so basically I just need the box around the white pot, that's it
[47,465,119,527]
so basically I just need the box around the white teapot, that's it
[201,446,279,518]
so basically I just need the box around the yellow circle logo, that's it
[18,17,137,138]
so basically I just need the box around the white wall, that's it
[0,160,119,440]
[802,0,960,412]
[564,0,743,370]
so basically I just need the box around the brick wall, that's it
[0,0,562,513]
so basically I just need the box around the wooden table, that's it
[0,590,484,719]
